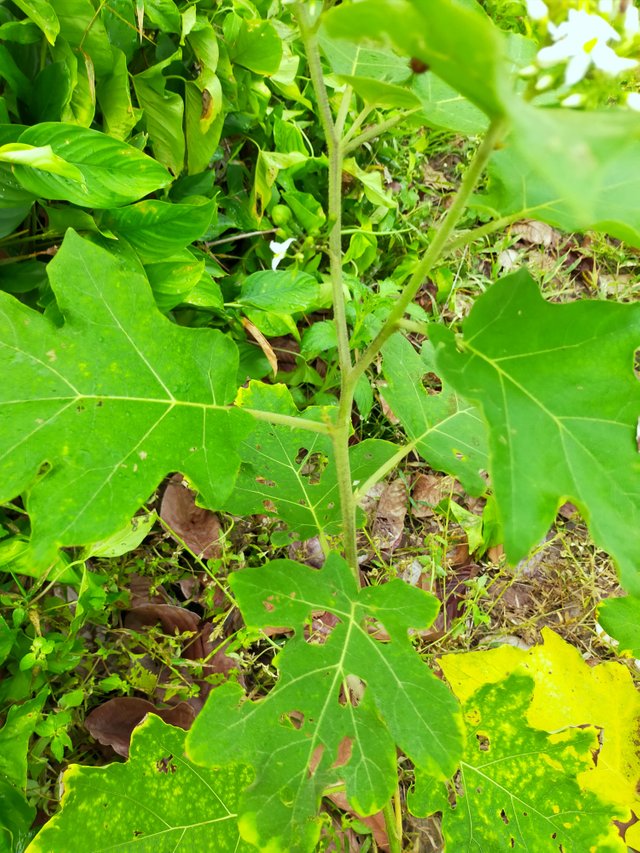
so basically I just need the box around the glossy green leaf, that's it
[0,230,250,569]
[31,60,73,123]
[13,123,171,207]
[133,57,185,176]
[143,0,181,33]
[230,18,282,75]
[27,715,253,852]
[0,143,83,181]
[410,673,624,851]
[54,0,113,77]
[0,44,30,99]
[381,334,488,495]
[483,103,640,247]
[185,80,224,175]
[11,0,59,44]
[145,251,206,311]
[239,269,320,314]
[83,510,157,559]
[324,0,512,118]
[98,198,216,262]
[187,552,463,852]
[223,381,396,544]
[430,270,640,594]
[96,47,139,140]
[598,595,640,656]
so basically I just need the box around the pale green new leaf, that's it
[483,103,640,247]
[230,19,282,75]
[187,553,463,852]
[381,334,488,495]
[223,381,396,543]
[430,270,640,594]
[12,123,171,207]
[324,0,512,118]
[410,673,624,851]
[27,715,253,852]
[0,230,250,570]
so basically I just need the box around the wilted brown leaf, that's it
[327,791,390,851]
[372,479,407,552]
[160,474,222,559]
[85,697,195,757]
[511,219,560,248]
[242,316,278,376]
[411,473,458,518]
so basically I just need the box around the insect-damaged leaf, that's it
[430,269,640,594]
[27,715,253,852]
[186,553,463,852]
[409,672,625,851]
[381,334,488,496]
[0,230,250,569]
[223,381,397,544]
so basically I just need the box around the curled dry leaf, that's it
[242,316,278,376]
[160,474,222,559]
[326,791,389,851]
[411,473,459,518]
[85,697,195,757]
[372,479,407,552]
[511,219,560,248]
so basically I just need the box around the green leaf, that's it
[96,47,139,140]
[239,269,320,314]
[411,73,487,134]
[143,0,181,33]
[133,57,185,176]
[0,142,84,182]
[0,44,30,99]
[229,18,282,75]
[430,270,640,594]
[324,0,512,118]
[27,715,253,852]
[13,123,171,207]
[83,510,157,559]
[0,691,47,789]
[598,595,640,656]
[224,381,396,543]
[340,75,420,109]
[98,198,216,262]
[381,334,488,495]
[54,0,113,76]
[185,80,224,175]
[410,673,624,851]
[187,552,463,852]
[145,251,206,312]
[483,103,640,247]
[0,230,250,568]
[318,24,413,84]
[11,0,58,44]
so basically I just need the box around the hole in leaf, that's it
[476,787,482,795]
[551,833,557,840]
[298,450,328,484]
[262,597,275,612]
[156,754,176,774]
[255,476,276,487]
[76,405,85,413]
[96,400,103,407]
[133,830,143,837]
[280,710,304,730]
[509,838,515,848]
[263,499,277,513]
[422,371,442,393]
[454,450,466,461]
[500,809,509,825]
[308,743,324,777]
[339,674,366,707]
[475,732,490,752]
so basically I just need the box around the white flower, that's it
[269,238,295,271]
[627,91,640,109]
[598,0,614,17]
[561,92,584,106]
[526,0,548,20]
[625,3,640,36]
[538,9,638,85]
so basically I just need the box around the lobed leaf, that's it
[187,553,463,852]
[0,230,250,569]
[27,715,253,852]
[430,270,640,594]
[410,672,625,851]
[381,334,488,495]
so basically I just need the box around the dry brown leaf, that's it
[377,391,400,425]
[242,316,278,376]
[160,474,222,559]
[411,473,456,518]
[511,219,560,248]
[372,479,407,552]
[326,791,389,851]
[85,697,195,757]
[288,536,325,568]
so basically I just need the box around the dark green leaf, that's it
[133,58,185,176]
[598,595,640,656]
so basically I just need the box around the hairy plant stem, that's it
[348,117,508,390]
[382,797,402,853]
[297,3,360,578]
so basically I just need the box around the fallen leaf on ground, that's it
[160,474,222,559]
[511,219,560,248]
[372,479,407,551]
[85,697,195,757]
[411,473,458,518]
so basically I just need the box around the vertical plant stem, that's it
[348,117,508,388]
[296,3,360,579]
[382,797,402,853]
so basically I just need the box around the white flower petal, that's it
[627,91,640,110]
[564,51,591,85]
[625,4,640,36]
[526,0,548,20]
[269,238,295,271]
[591,41,638,75]
[561,93,584,107]
[598,0,615,17]
[538,41,577,66]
